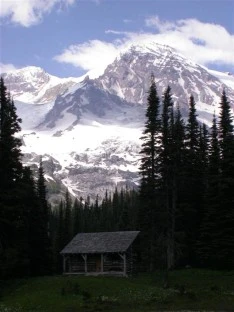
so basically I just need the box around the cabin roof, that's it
[60,231,140,254]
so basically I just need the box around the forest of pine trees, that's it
[0,75,234,279]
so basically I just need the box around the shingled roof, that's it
[60,231,140,254]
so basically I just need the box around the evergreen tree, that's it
[0,77,25,277]
[100,190,112,231]
[57,200,65,248]
[196,123,209,237]
[72,198,82,235]
[139,76,161,199]
[171,106,186,266]
[112,188,120,231]
[37,158,48,212]
[160,86,175,270]
[118,199,130,231]
[126,188,139,230]
[198,123,209,181]
[63,189,72,244]
[182,95,201,265]
[23,166,42,275]
[0,78,22,189]
[138,75,161,271]
[54,200,65,272]
[216,90,234,268]
[34,158,52,275]
[209,114,220,178]
[186,95,199,150]
[198,114,220,267]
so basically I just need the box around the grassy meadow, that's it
[0,269,234,312]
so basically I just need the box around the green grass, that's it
[0,269,234,312]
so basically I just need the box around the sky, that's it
[0,0,234,78]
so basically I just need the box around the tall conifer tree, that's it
[171,106,186,266]
[0,77,25,277]
[138,75,161,271]
[160,86,175,269]
[216,90,234,268]
[198,114,220,267]
[64,189,72,244]
[182,95,201,265]
[34,158,52,275]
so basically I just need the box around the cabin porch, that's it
[63,252,127,276]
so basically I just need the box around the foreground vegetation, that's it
[1,269,234,312]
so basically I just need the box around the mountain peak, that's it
[7,66,46,77]
[3,66,81,105]
[97,41,234,112]
[129,42,176,54]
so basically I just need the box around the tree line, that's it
[0,78,51,278]
[137,77,234,272]
[0,76,234,280]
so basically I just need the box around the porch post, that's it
[85,255,87,273]
[123,253,126,276]
[119,253,127,276]
[101,254,104,273]
[82,254,87,273]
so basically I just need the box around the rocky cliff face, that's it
[3,43,234,203]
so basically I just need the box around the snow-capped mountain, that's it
[96,43,234,123]
[2,66,83,130]
[40,77,143,130]
[2,66,81,104]
[3,43,234,204]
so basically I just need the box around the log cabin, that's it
[60,231,140,276]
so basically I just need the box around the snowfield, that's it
[21,120,142,170]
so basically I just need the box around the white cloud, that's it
[145,16,175,32]
[53,32,157,74]
[54,17,234,74]
[144,16,234,66]
[0,0,75,27]
[54,40,119,73]
[0,63,18,74]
